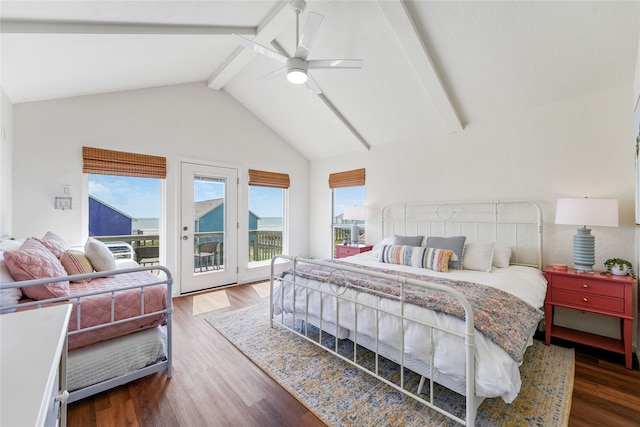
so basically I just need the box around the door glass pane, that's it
[193,175,225,273]
[249,186,284,263]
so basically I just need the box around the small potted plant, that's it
[603,258,637,279]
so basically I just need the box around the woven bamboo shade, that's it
[82,146,166,179]
[328,168,365,188]
[248,169,290,189]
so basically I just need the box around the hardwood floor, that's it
[68,283,640,426]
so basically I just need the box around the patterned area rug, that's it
[206,303,574,427]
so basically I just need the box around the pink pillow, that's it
[4,238,70,300]
[37,231,69,259]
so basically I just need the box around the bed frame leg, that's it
[417,376,426,394]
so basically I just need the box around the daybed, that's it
[0,233,173,405]
[270,200,546,426]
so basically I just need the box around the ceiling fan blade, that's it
[307,59,363,69]
[233,34,288,63]
[294,12,324,60]
[255,67,285,83]
[305,73,323,95]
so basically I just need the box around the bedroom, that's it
[1,0,639,425]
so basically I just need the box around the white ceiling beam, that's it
[318,94,370,151]
[207,1,292,90]
[0,19,255,35]
[378,0,463,133]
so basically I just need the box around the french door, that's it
[180,162,238,293]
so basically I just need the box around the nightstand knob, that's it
[582,297,588,302]
[582,284,589,288]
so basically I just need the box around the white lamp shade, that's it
[555,198,618,227]
[343,205,367,221]
[287,69,307,84]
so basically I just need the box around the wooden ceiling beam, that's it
[0,19,255,35]
[378,0,463,133]
[207,2,291,90]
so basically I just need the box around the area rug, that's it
[206,303,574,426]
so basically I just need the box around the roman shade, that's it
[248,169,290,189]
[328,168,365,188]
[82,146,167,179]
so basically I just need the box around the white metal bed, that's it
[270,200,544,426]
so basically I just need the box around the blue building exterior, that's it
[89,196,133,236]
[195,198,259,242]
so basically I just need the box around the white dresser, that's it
[1,304,72,427]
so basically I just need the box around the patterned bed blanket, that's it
[282,260,543,363]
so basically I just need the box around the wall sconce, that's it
[55,185,72,210]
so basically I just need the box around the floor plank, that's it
[67,283,640,426]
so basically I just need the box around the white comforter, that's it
[272,252,547,403]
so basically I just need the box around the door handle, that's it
[182,236,189,240]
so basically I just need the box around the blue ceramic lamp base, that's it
[573,227,595,272]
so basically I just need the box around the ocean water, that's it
[257,217,282,230]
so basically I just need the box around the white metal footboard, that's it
[1,266,173,404]
[270,255,477,426]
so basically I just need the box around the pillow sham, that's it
[84,238,116,272]
[379,245,453,272]
[60,250,94,282]
[371,237,394,258]
[492,244,512,268]
[425,236,466,270]
[3,238,69,300]
[393,235,424,247]
[463,242,495,272]
[38,231,69,259]
[0,253,22,312]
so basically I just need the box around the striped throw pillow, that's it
[379,245,453,272]
[60,250,94,282]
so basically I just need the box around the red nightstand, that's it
[543,266,636,369]
[335,244,373,259]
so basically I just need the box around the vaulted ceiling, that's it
[2,1,639,160]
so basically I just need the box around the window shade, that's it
[248,169,290,189]
[328,168,365,188]
[82,146,166,179]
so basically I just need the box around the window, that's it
[329,169,365,257]
[84,147,165,266]
[248,169,289,264]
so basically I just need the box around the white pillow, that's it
[84,238,116,272]
[492,244,512,268]
[462,242,495,272]
[371,237,394,258]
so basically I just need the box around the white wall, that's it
[11,82,309,291]
[310,84,637,342]
[0,88,13,237]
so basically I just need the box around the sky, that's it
[89,175,365,219]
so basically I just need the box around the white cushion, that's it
[84,238,116,272]
[463,242,495,272]
[492,244,512,268]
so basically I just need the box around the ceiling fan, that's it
[233,0,363,94]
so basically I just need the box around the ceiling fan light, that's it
[287,68,308,84]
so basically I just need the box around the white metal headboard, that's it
[381,200,543,269]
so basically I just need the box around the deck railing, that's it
[96,230,285,267]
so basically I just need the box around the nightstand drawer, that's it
[339,246,361,256]
[551,289,624,313]
[550,276,624,298]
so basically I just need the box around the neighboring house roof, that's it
[194,198,224,221]
[194,198,261,221]
[89,195,134,219]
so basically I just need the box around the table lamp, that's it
[343,205,366,245]
[555,198,618,271]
